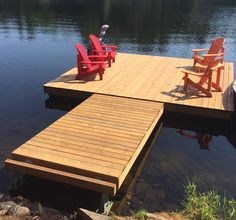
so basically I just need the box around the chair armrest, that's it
[102,45,118,49]
[88,55,107,58]
[211,63,224,71]
[202,53,224,57]
[181,69,203,77]
[81,61,105,64]
[91,50,105,52]
[91,50,111,55]
[192,48,209,52]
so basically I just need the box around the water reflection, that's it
[122,113,236,214]
[0,0,235,215]
[0,0,236,62]
[177,130,212,150]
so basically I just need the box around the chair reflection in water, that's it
[177,130,212,150]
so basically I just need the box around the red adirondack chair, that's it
[182,57,223,97]
[75,44,106,80]
[192,38,225,68]
[88,34,118,67]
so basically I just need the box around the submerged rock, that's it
[0,201,17,211]
[31,202,43,216]
[0,193,4,200]
[0,209,8,216]
[8,204,30,217]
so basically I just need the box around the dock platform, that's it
[5,94,163,195]
[44,53,234,119]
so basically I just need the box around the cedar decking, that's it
[44,53,234,118]
[5,94,163,195]
[5,52,234,196]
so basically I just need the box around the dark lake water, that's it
[0,0,236,215]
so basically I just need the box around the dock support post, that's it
[97,193,113,215]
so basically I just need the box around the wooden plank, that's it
[49,124,141,144]
[214,63,226,110]
[44,53,234,118]
[60,116,147,133]
[29,136,134,156]
[12,147,120,184]
[71,105,155,121]
[53,119,144,139]
[24,142,128,165]
[118,105,164,187]
[117,122,163,213]
[5,159,116,195]
[13,146,124,172]
[68,109,154,124]
[66,111,153,128]
[227,63,234,111]
[7,94,164,195]
[32,132,137,152]
[89,94,163,108]
[27,139,132,160]
[39,128,138,148]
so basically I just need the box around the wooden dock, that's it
[44,53,234,119]
[5,94,163,195]
[5,52,235,196]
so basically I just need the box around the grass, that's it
[131,209,147,219]
[182,179,236,220]
[112,179,236,220]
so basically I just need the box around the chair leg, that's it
[193,82,212,97]
[212,68,222,91]
[183,74,188,91]
[184,77,212,97]
[99,73,103,80]
[108,58,111,67]
[76,72,85,80]
[99,67,104,80]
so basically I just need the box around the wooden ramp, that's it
[44,53,234,119]
[5,94,163,195]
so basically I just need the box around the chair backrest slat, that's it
[89,34,103,56]
[75,44,92,70]
[207,37,224,63]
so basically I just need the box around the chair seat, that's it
[90,63,106,72]
[194,55,204,62]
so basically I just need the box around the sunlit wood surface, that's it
[5,94,163,195]
[44,53,234,118]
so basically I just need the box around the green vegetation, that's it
[182,180,236,220]
[132,209,148,220]
[113,179,236,220]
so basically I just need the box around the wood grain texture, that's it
[5,94,163,195]
[44,53,234,118]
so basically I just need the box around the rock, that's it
[32,202,43,216]
[0,201,17,211]
[8,204,30,217]
[146,212,174,220]
[0,209,8,216]
[0,194,4,200]
[15,195,24,201]
[79,208,112,220]
[41,207,65,220]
